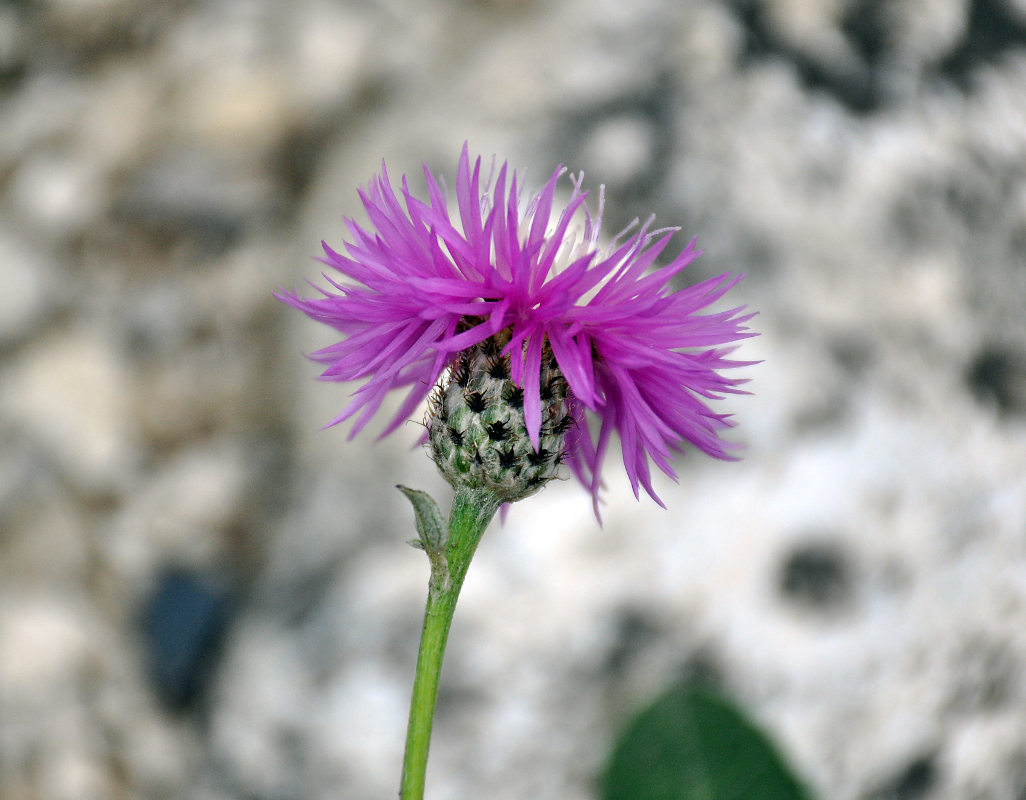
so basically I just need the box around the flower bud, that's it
[427,332,571,503]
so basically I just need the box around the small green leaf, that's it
[602,681,815,800]
[397,485,447,552]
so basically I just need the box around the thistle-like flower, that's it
[277,144,756,516]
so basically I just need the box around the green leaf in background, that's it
[601,682,816,800]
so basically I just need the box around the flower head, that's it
[278,143,756,517]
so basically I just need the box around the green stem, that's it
[399,488,500,800]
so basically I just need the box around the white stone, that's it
[0,327,137,492]
[0,227,60,343]
[8,150,107,239]
[105,438,251,582]
[577,116,657,187]
[0,597,93,702]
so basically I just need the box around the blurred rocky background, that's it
[1,0,1025,798]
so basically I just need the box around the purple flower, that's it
[278,144,756,516]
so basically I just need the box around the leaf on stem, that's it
[397,485,448,553]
